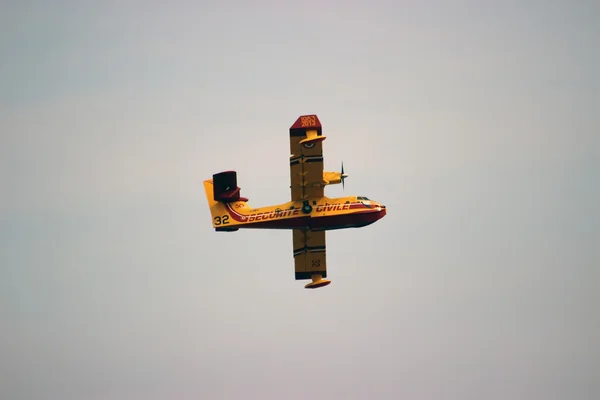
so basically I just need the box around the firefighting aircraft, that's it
[203,115,386,289]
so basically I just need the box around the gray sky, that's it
[1,1,599,399]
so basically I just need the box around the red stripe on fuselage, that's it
[311,209,386,230]
[224,203,248,222]
[224,203,302,223]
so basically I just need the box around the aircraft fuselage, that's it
[213,195,386,231]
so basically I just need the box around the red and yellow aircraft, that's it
[203,115,386,289]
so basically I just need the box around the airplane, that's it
[203,114,386,289]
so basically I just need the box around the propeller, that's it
[341,161,348,190]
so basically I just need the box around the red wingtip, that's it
[290,115,322,130]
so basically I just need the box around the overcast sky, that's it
[1,1,599,399]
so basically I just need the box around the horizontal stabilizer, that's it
[213,171,249,203]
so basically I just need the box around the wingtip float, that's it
[203,114,387,289]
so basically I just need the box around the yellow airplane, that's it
[203,115,386,289]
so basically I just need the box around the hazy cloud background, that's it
[1,1,599,399]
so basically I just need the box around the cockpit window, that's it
[357,196,370,201]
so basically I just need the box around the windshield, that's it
[357,196,370,201]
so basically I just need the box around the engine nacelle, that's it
[323,171,345,186]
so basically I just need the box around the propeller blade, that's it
[341,161,346,190]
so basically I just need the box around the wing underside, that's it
[289,115,325,201]
[293,229,326,280]
[289,116,330,288]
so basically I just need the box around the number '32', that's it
[214,215,230,225]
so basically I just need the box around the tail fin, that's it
[203,171,249,231]
[203,180,227,218]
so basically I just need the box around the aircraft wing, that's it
[289,115,325,201]
[293,229,327,280]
